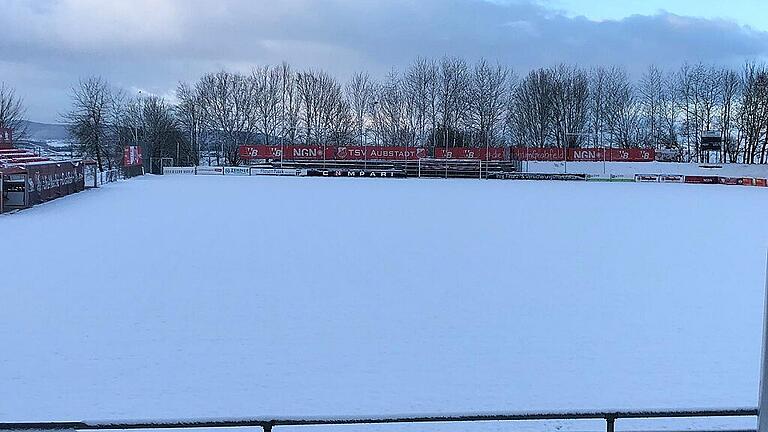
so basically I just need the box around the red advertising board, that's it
[286,145,333,160]
[239,145,277,159]
[684,175,719,184]
[607,148,655,162]
[511,148,567,161]
[336,146,427,160]
[239,145,334,160]
[511,147,655,162]
[434,147,506,160]
[239,145,278,159]
[25,161,85,205]
[568,148,607,161]
[0,128,12,149]
[123,145,143,167]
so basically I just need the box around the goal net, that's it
[417,158,484,179]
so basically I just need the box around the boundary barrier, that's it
[0,408,758,432]
[160,166,768,189]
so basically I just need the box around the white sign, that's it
[196,166,224,175]
[609,174,634,182]
[250,168,300,176]
[163,167,195,175]
[224,167,251,176]
[660,174,684,183]
[635,174,660,183]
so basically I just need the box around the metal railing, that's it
[1,408,758,432]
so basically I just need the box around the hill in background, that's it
[21,120,71,142]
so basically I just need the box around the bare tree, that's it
[550,65,589,148]
[296,69,351,145]
[175,82,203,165]
[402,58,439,146]
[587,67,610,147]
[510,68,555,148]
[252,65,282,144]
[470,59,509,147]
[142,96,185,166]
[604,69,642,148]
[738,63,768,164]
[720,69,740,162]
[346,71,374,146]
[64,77,123,170]
[639,65,664,148]
[373,70,407,146]
[0,82,27,141]
[659,70,680,151]
[437,57,470,148]
[278,62,300,145]
[196,71,258,165]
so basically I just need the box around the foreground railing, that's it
[1,408,758,432]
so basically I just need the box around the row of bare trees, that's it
[62,77,187,171]
[512,62,768,163]
[3,57,768,167]
[174,58,519,164]
[174,64,353,164]
[174,58,768,164]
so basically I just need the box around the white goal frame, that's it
[417,158,484,179]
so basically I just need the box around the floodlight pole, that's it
[759,251,768,432]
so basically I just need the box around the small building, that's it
[0,128,87,213]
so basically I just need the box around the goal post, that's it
[150,157,174,175]
[417,158,483,179]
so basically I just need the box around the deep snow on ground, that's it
[2,175,768,431]
[526,161,768,177]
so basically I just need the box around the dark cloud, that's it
[1,0,766,122]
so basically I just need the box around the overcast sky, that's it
[1,0,767,123]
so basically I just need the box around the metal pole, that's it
[281,98,285,169]
[603,144,606,175]
[485,130,490,178]
[194,120,199,167]
[364,129,368,170]
[758,251,768,432]
[564,145,567,174]
[526,141,529,173]
[606,417,615,432]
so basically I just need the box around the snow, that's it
[524,161,768,177]
[1,175,767,432]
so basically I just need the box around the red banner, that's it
[123,146,143,167]
[511,148,567,161]
[434,147,506,160]
[239,145,276,159]
[26,161,85,205]
[684,176,719,184]
[286,145,333,160]
[606,148,655,162]
[239,145,656,162]
[239,145,333,160]
[511,147,655,162]
[336,146,427,160]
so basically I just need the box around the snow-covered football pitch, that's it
[2,175,768,432]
